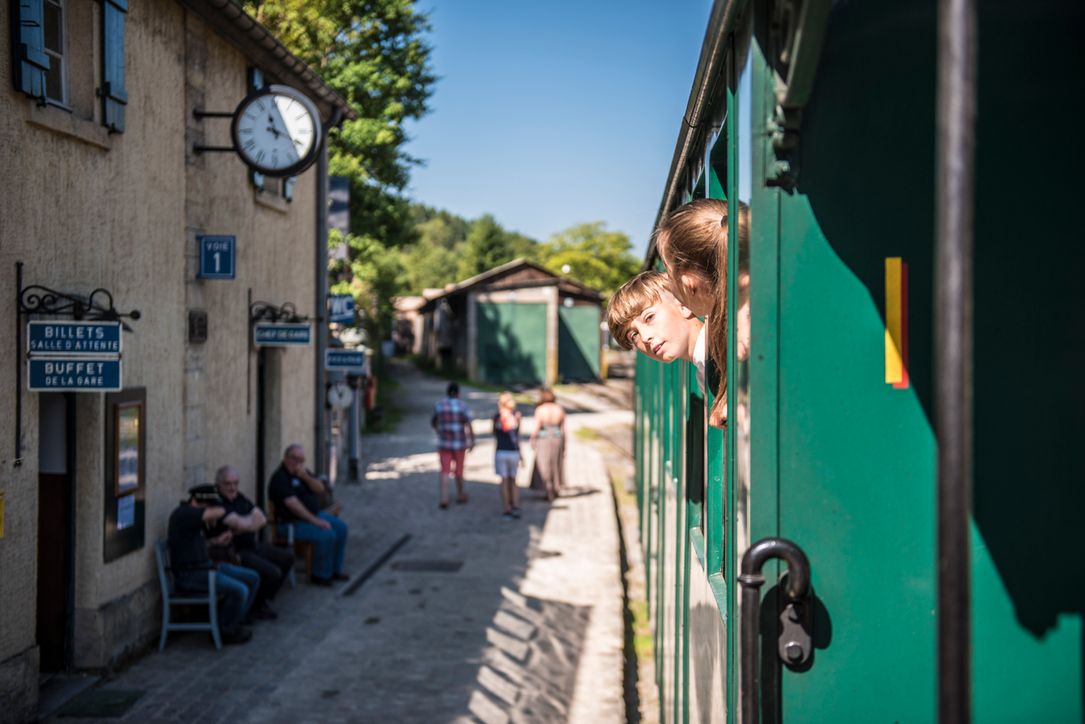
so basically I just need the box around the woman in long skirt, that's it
[530,388,566,501]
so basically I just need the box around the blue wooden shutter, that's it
[101,0,127,132]
[12,0,50,100]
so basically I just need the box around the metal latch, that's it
[779,598,813,667]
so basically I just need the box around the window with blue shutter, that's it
[100,0,127,132]
[13,0,50,101]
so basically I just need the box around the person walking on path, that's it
[530,388,566,501]
[493,391,523,519]
[432,382,475,508]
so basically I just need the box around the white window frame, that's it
[42,0,69,107]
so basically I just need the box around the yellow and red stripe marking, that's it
[884,257,909,389]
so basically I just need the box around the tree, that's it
[245,0,435,345]
[402,234,459,292]
[538,222,641,299]
[329,229,408,346]
[244,0,435,193]
[457,214,518,279]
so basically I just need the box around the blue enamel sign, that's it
[328,294,355,324]
[324,349,366,371]
[27,321,122,355]
[28,357,122,391]
[197,235,236,280]
[253,322,312,346]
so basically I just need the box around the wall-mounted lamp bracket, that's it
[13,261,141,466]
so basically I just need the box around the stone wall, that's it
[0,0,321,709]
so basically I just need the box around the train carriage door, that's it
[740,5,938,721]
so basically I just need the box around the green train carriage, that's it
[634,0,1084,721]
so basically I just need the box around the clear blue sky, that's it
[404,0,714,256]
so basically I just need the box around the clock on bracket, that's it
[230,84,323,177]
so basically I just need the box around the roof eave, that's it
[179,0,357,124]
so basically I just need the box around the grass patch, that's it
[367,374,402,433]
[575,426,602,442]
[629,598,653,662]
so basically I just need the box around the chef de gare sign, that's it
[26,321,123,391]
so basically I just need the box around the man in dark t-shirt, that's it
[215,465,294,618]
[268,443,349,586]
[166,485,253,644]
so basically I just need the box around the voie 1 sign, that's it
[27,321,122,354]
[28,358,122,391]
[197,235,236,280]
[253,322,312,347]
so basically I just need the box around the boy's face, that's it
[627,292,699,363]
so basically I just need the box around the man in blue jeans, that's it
[167,485,255,644]
[268,444,349,586]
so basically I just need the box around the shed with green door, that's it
[418,259,603,386]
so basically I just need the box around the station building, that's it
[0,0,351,717]
[417,260,604,386]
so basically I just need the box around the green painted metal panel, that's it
[475,302,547,385]
[641,3,1083,721]
[557,304,600,381]
[750,6,940,719]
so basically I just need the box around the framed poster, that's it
[104,388,146,562]
[114,401,142,495]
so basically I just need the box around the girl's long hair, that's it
[654,198,749,421]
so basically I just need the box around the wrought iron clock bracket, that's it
[192,110,236,154]
[13,261,141,467]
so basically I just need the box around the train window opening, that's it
[697,121,729,572]
[730,35,754,569]
[691,170,707,201]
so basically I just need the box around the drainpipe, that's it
[314,109,341,473]
[935,0,976,720]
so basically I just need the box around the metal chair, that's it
[154,539,222,651]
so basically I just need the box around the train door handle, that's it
[738,537,813,723]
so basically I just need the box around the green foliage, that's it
[410,205,471,245]
[538,222,641,298]
[329,229,408,344]
[245,0,435,190]
[246,0,434,339]
[402,235,459,292]
[457,214,520,279]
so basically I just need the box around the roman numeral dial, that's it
[230,85,323,177]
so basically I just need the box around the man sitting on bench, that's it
[215,465,294,619]
[268,444,349,586]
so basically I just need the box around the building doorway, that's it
[36,393,75,672]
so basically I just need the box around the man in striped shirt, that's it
[431,382,475,508]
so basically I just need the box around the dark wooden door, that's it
[37,471,70,672]
[37,392,73,673]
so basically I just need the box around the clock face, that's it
[231,85,322,177]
